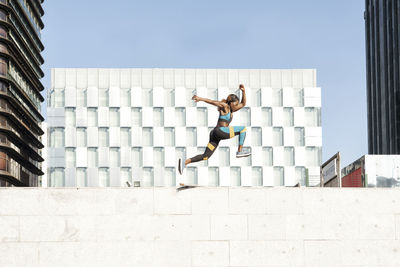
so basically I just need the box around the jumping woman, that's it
[178,84,251,175]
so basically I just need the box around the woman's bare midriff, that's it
[217,122,229,127]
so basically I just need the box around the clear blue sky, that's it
[41,0,367,166]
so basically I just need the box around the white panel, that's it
[185,69,196,89]
[206,69,217,88]
[175,87,186,107]
[131,126,142,146]
[141,107,153,127]
[185,107,197,127]
[131,87,142,107]
[303,69,316,87]
[261,127,273,146]
[196,69,206,88]
[219,167,230,186]
[98,69,110,88]
[54,69,66,88]
[208,108,219,127]
[284,127,295,147]
[197,127,209,146]
[294,147,306,166]
[305,136,323,147]
[261,87,272,107]
[163,69,174,89]
[164,107,175,127]
[152,87,164,107]
[174,69,184,87]
[109,127,120,147]
[304,97,322,107]
[153,127,165,147]
[76,69,87,89]
[196,87,208,107]
[249,69,260,89]
[87,87,98,107]
[217,69,228,88]
[197,167,208,186]
[130,69,141,87]
[282,87,294,107]
[109,69,120,87]
[304,87,321,98]
[251,147,263,166]
[75,107,87,127]
[120,147,131,167]
[143,147,154,167]
[271,70,282,88]
[281,70,293,87]
[64,87,77,107]
[76,147,87,167]
[292,70,303,88]
[120,107,131,127]
[98,147,109,167]
[238,69,250,86]
[273,147,284,166]
[87,69,98,87]
[262,166,274,186]
[109,87,120,107]
[250,107,262,126]
[64,127,76,147]
[109,168,121,187]
[217,87,229,101]
[120,69,130,89]
[305,127,322,137]
[272,107,283,126]
[87,127,98,147]
[142,69,153,89]
[228,69,239,89]
[208,149,219,167]
[98,107,109,127]
[175,127,186,147]
[260,70,271,87]
[164,147,176,167]
[293,107,305,126]
[241,167,252,186]
[153,69,163,88]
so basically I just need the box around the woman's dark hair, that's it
[227,94,239,106]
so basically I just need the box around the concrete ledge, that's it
[0,187,400,266]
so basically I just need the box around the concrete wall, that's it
[0,187,399,267]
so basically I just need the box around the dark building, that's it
[365,0,400,154]
[0,0,45,186]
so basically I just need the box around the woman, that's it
[178,84,251,175]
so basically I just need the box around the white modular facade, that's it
[47,68,322,187]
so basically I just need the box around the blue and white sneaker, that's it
[236,151,251,158]
[178,158,185,175]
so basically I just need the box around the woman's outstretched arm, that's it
[192,95,227,109]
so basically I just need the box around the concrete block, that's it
[229,240,267,266]
[154,188,191,214]
[155,215,210,241]
[265,188,303,214]
[248,214,286,240]
[114,188,154,215]
[229,188,266,214]
[96,215,156,241]
[359,214,395,240]
[304,240,342,266]
[191,188,229,214]
[191,241,229,267]
[0,243,39,267]
[154,241,192,267]
[0,216,19,242]
[196,69,206,88]
[210,215,247,240]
